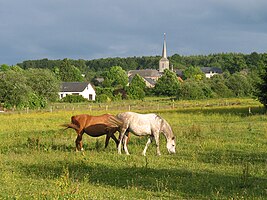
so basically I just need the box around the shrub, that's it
[177,80,212,100]
[61,95,88,103]
[95,94,111,103]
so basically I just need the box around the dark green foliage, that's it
[177,80,212,100]
[16,53,267,76]
[61,95,88,103]
[225,73,253,97]
[0,68,59,109]
[127,74,146,100]
[9,52,267,103]
[209,74,233,98]
[103,66,128,89]
[256,66,267,108]
[183,66,205,80]
[0,70,32,108]
[95,87,114,98]
[25,68,60,102]
[95,94,111,103]
[153,70,180,96]
[58,59,84,82]
[27,93,47,109]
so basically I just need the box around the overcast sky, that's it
[1,0,267,65]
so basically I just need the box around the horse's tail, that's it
[107,115,124,128]
[61,115,81,131]
[61,123,80,131]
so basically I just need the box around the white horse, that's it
[116,112,176,156]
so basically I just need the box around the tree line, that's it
[17,52,267,74]
[1,52,267,109]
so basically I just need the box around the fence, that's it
[1,98,263,114]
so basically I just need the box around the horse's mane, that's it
[155,114,174,139]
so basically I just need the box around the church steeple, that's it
[159,33,169,73]
[162,33,167,58]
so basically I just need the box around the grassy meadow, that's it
[0,98,266,199]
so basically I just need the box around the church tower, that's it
[159,33,169,72]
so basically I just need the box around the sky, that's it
[1,0,267,65]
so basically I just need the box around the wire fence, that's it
[1,98,263,115]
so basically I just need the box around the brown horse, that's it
[62,114,123,151]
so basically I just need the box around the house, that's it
[128,74,157,88]
[59,82,96,101]
[201,67,223,78]
[128,69,161,82]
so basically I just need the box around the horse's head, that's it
[160,118,176,154]
[167,136,176,154]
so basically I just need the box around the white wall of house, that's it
[59,84,96,101]
[205,71,218,78]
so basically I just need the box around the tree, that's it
[58,58,84,82]
[183,66,204,80]
[256,66,267,108]
[25,68,60,102]
[222,53,247,74]
[0,70,32,108]
[153,70,180,96]
[103,66,128,89]
[226,73,252,97]
[209,74,233,98]
[127,74,146,100]
[177,79,212,100]
[0,64,10,71]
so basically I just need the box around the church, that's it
[127,33,170,88]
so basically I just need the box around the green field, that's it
[0,98,266,199]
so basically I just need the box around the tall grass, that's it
[0,98,266,199]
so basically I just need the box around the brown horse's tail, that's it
[61,123,80,131]
[61,115,80,131]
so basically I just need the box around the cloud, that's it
[0,0,267,65]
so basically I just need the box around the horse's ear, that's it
[172,136,175,140]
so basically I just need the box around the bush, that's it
[61,95,88,103]
[177,80,213,100]
[226,73,253,97]
[209,74,233,98]
[27,93,47,109]
[96,94,111,103]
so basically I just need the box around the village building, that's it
[200,67,223,78]
[127,33,169,87]
[59,82,96,101]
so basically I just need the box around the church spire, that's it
[159,33,169,73]
[162,33,167,58]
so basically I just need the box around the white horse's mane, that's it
[155,114,175,140]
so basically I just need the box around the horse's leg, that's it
[75,131,84,151]
[142,136,153,156]
[104,134,111,148]
[122,132,130,155]
[110,133,119,147]
[118,127,127,154]
[154,132,161,156]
